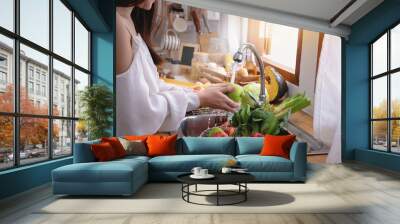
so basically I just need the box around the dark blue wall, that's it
[344,0,400,171]
[355,149,400,172]
[343,44,370,160]
[0,0,115,200]
[66,0,110,32]
[0,158,72,199]
[91,0,115,135]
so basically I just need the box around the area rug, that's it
[38,183,362,214]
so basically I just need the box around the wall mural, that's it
[114,0,341,157]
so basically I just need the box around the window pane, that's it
[391,72,400,118]
[53,119,72,158]
[20,117,49,165]
[0,0,14,31]
[372,121,388,151]
[20,44,49,115]
[20,0,49,49]
[391,24,400,70]
[372,33,387,76]
[53,0,72,60]
[75,18,89,70]
[391,120,400,153]
[74,69,89,118]
[265,23,298,71]
[0,35,14,112]
[0,116,13,170]
[75,120,88,143]
[372,76,387,119]
[53,59,72,117]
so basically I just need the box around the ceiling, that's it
[170,0,384,37]
[225,0,353,23]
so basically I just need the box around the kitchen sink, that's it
[178,114,229,137]
[178,113,325,153]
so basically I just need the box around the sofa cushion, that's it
[178,137,236,155]
[149,154,235,172]
[101,137,127,158]
[74,140,100,163]
[124,135,149,141]
[260,135,296,159]
[235,137,263,155]
[91,142,118,162]
[115,155,150,164]
[147,135,177,157]
[236,155,293,172]
[53,158,147,183]
[118,138,147,156]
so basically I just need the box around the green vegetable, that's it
[240,104,251,123]
[231,112,240,126]
[251,122,261,134]
[241,83,267,108]
[262,114,280,135]
[229,93,311,136]
[274,93,311,119]
[251,108,268,121]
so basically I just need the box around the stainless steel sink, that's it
[178,113,326,154]
[178,114,229,137]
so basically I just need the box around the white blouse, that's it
[116,35,199,136]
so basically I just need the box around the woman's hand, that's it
[197,83,240,112]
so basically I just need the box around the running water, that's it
[227,61,242,120]
[230,62,240,84]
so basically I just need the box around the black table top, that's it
[177,172,255,185]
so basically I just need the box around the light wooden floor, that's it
[308,154,328,164]
[289,111,314,136]
[1,161,400,224]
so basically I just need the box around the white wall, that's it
[287,30,320,116]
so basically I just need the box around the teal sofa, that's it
[52,137,307,196]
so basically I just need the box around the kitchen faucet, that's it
[232,43,267,104]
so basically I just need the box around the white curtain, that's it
[219,14,248,54]
[313,34,342,164]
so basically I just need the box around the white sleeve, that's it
[117,69,198,135]
[158,79,200,111]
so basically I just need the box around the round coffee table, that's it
[177,173,255,206]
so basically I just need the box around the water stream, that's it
[229,62,240,84]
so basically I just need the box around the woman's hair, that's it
[116,0,162,65]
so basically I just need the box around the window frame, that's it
[262,28,303,86]
[0,71,7,85]
[0,0,92,171]
[0,54,7,87]
[246,19,303,86]
[370,20,400,154]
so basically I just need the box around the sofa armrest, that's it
[289,142,307,181]
[73,140,99,163]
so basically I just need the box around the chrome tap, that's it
[233,43,267,103]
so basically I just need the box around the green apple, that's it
[241,83,268,107]
[226,83,244,103]
[207,127,228,137]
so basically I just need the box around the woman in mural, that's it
[116,0,239,135]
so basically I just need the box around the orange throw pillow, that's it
[124,135,148,142]
[260,134,296,159]
[146,135,177,157]
[91,142,117,162]
[101,137,126,158]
